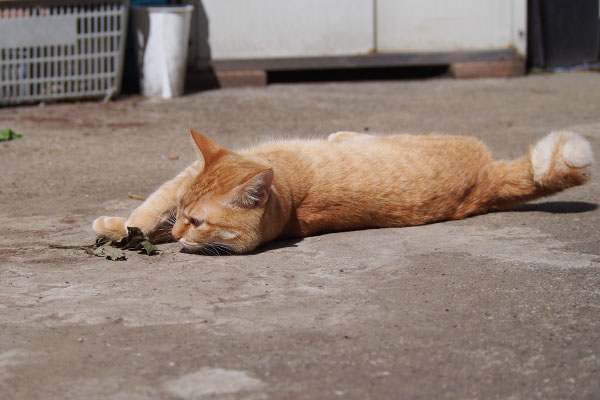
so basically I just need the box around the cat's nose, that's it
[172,220,187,241]
[172,228,182,241]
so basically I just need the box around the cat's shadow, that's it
[251,238,304,254]
[179,237,303,256]
[508,201,598,214]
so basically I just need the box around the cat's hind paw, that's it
[92,216,127,240]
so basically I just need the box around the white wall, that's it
[198,0,374,59]
[376,0,526,55]
[187,0,527,63]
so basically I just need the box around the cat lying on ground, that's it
[93,130,594,254]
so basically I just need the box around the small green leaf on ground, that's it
[93,244,127,261]
[119,227,146,250]
[141,240,157,256]
[118,227,157,255]
[0,128,23,141]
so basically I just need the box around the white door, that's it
[197,0,374,60]
[376,0,526,55]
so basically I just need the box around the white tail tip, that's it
[531,131,594,184]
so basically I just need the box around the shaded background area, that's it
[125,0,600,93]
[3,0,599,104]
[528,0,600,69]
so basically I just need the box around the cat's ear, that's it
[228,169,274,209]
[190,129,231,168]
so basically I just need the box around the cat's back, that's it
[245,133,490,179]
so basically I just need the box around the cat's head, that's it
[171,130,274,254]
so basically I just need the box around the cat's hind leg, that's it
[455,131,594,217]
[327,131,372,143]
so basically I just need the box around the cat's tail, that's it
[460,131,594,216]
[529,131,594,189]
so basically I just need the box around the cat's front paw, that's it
[92,216,127,240]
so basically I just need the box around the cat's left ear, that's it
[190,129,231,168]
[228,169,274,209]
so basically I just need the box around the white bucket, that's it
[132,5,193,98]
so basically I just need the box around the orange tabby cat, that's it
[93,130,594,254]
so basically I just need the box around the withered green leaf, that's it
[0,128,23,141]
[120,227,146,250]
[141,240,157,256]
[93,244,127,261]
[50,226,157,261]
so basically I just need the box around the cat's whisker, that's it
[208,244,221,256]
[203,244,222,256]
[157,214,177,226]
[157,223,176,232]
[214,244,233,256]
[141,209,177,227]
[190,242,235,256]
[208,241,242,255]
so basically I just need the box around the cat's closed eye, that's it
[189,217,203,227]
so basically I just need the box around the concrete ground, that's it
[0,72,599,399]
